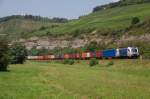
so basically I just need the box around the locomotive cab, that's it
[127,47,139,58]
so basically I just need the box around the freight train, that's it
[28,47,139,60]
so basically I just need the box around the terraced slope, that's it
[46,3,150,34]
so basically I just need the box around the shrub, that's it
[0,37,9,71]
[63,59,75,65]
[10,42,27,64]
[107,61,114,66]
[89,58,99,67]
[39,26,46,30]
[131,17,140,25]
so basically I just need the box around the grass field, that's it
[0,60,150,99]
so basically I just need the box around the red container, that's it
[64,54,69,59]
[82,52,86,59]
[76,53,80,59]
[69,54,73,59]
[43,55,51,60]
[96,51,102,58]
[37,56,44,60]
[90,52,96,58]
[34,56,38,60]
[47,55,51,60]
[72,53,77,59]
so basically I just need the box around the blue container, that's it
[102,49,116,58]
[119,48,127,57]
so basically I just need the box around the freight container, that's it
[72,54,76,59]
[43,55,49,60]
[64,54,70,59]
[38,56,44,60]
[76,53,80,59]
[86,52,91,58]
[81,52,86,59]
[47,55,51,59]
[60,55,64,59]
[27,56,33,60]
[33,56,38,60]
[102,49,116,58]
[90,51,96,58]
[70,54,73,59]
[96,51,102,58]
[68,54,73,59]
[55,55,62,59]
[50,55,55,59]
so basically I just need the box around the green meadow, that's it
[0,60,150,99]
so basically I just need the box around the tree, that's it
[10,43,27,64]
[131,17,140,25]
[85,41,99,52]
[0,36,9,71]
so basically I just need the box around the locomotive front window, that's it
[132,49,137,52]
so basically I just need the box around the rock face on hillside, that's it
[19,33,150,50]
[22,37,88,50]
[118,34,150,46]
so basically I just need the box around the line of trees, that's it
[0,15,68,23]
[93,0,150,12]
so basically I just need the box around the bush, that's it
[131,17,140,25]
[89,58,99,67]
[63,59,75,65]
[0,37,9,71]
[107,61,114,66]
[10,43,27,64]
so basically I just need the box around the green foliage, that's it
[10,43,27,64]
[0,36,9,71]
[28,47,39,56]
[50,47,79,55]
[38,47,50,55]
[131,17,140,25]
[28,47,50,56]
[83,41,107,52]
[107,61,114,66]
[63,59,75,65]
[89,58,99,67]
[39,26,47,30]
[85,41,99,52]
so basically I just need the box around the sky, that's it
[0,0,119,19]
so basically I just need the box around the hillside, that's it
[0,3,150,38]
[0,15,67,39]
[30,3,150,37]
